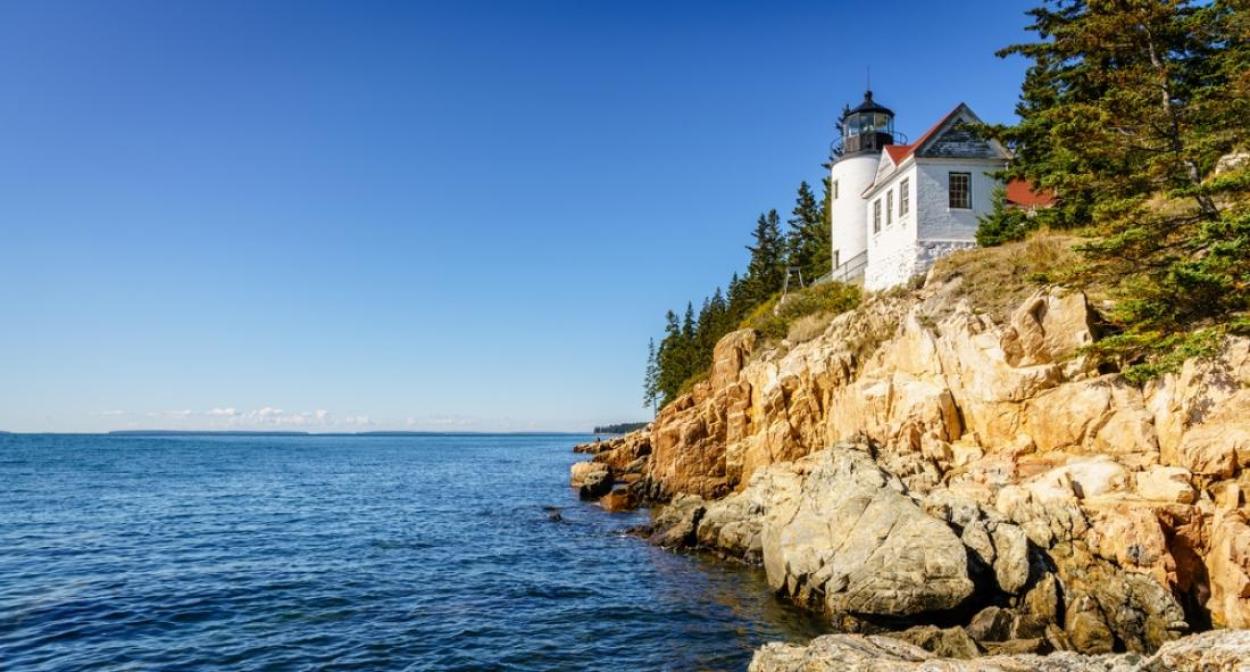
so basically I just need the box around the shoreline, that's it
[567,272,1250,670]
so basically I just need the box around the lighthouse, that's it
[819,90,1043,290]
[829,90,898,280]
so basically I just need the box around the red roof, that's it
[1005,179,1055,207]
[884,144,911,164]
[882,104,965,166]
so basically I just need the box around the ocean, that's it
[0,433,823,671]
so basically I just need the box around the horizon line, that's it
[0,429,605,437]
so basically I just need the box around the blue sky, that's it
[0,0,1036,432]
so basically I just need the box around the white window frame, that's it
[873,199,881,234]
[900,177,910,217]
[886,190,894,226]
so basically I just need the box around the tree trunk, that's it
[1143,20,1219,218]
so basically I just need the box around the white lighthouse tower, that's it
[829,91,899,281]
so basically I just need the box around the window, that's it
[949,172,971,209]
[873,199,882,233]
[900,178,910,217]
[832,180,839,200]
[886,190,894,226]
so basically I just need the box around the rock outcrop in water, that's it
[572,273,1250,664]
[571,431,651,510]
[645,444,1191,655]
[708,447,976,620]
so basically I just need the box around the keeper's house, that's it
[826,91,1051,290]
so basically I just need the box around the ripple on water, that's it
[0,434,826,671]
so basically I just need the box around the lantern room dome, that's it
[837,90,898,158]
[845,89,894,117]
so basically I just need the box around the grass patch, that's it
[787,312,836,344]
[926,230,1088,323]
[742,281,861,341]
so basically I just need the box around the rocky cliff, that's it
[572,273,1250,667]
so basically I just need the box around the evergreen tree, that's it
[744,210,786,304]
[787,181,832,283]
[996,0,1230,227]
[643,338,658,412]
[687,288,733,369]
[997,0,1250,379]
[676,302,697,386]
[817,175,834,272]
[644,165,851,409]
[655,310,684,404]
[695,296,715,366]
[976,185,1035,246]
[706,287,731,349]
[726,272,747,325]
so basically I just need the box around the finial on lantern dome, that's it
[837,87,897,157]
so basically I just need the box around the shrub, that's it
[743,281,861,341]
[977,185,1043,247]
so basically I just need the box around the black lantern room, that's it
[839,90,896,156]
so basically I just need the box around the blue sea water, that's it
[0,433,824,671]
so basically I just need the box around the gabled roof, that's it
[862,103,1010,198]
[880,103,965,167]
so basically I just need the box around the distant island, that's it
[592,422,648,435]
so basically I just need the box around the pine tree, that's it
[744,210,786,305]
[997,0,1250,379]
[787,181,832,283]
[676,302,697,386]
[643,338,659,413]
[816,175,834,274]
[977,185,1035,246]
[726,272,747,325]
[706,287,730,350]
[695,296,715,367]
[655,310,683,404]
[997,0,1229,227]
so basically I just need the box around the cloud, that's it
[238,407,335,427]
[89,406,386,430]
